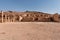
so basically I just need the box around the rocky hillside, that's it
[0,11,60,22]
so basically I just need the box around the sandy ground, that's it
[0,22,60,40]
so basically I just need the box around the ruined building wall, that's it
[0,11,60,22]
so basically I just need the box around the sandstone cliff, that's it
[0,11,60,22]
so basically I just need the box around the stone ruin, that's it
[0,11,60,23]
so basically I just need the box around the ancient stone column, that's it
[5,15,7,22]
[1,11,3,23]
[7,16,10,22]
[12,16,15,22]
[10,16,12,22]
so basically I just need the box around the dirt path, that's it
[0,22,60,40]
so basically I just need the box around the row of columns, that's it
[1,11,47,22]
[1,11,22,22]
[1,11,16,22]
[4,15,16,22]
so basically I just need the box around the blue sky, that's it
[0,0,60,14]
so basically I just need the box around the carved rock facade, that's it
[0,11,60,22]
